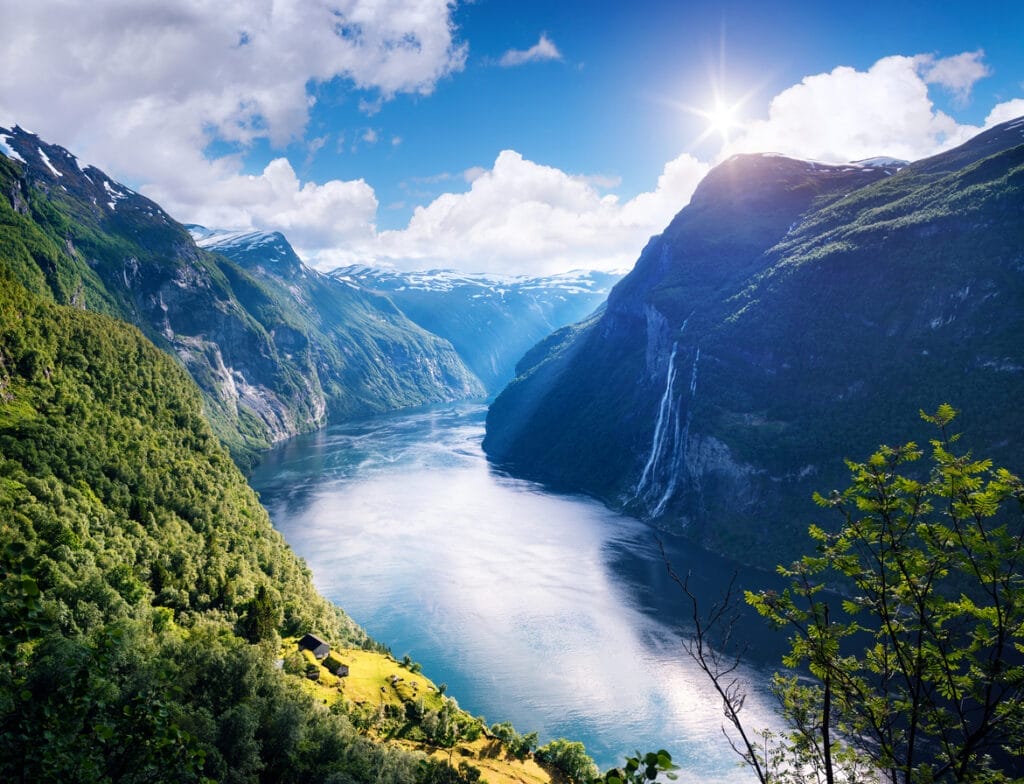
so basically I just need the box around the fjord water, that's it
[249,403,781,780]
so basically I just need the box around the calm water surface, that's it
[249,403,783,780]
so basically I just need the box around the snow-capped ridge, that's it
[853,156,909,170]
[0,134,25,164]
[331,264,620,295]
[728,151,904,174]
[37,148,63,178]
[190,226,288,252]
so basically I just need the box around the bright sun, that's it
[673,83,755,149]
[702,98,742,139]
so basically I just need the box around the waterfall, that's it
[635,308,702,516]
[649,348,700,517]
[689,347,700,395]
[636,342,678,494]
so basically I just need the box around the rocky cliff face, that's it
[485,118,1024,565]
[0,127,481,465]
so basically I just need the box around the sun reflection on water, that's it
[250,403,782,780]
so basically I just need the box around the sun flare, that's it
[677,87,753,150]
[701,97,743,139]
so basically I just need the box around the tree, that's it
[536,739,599,784]
[686,406,1024,783]
[603,750,679,784]
[240,584,281,644]
[489,721,539,759]
[432,699,472,770]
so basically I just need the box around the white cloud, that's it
[721,53,1001,163]
[146,157,379,252]
[0,2,466,142]
[362,128,379,144]
[984,98,1024,127]
[918,50,990,105]
[307,149,709,275]
[0,0,465,225]
[499,34,562,67]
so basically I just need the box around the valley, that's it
[2,111,1023,783]
[248,402,783,777]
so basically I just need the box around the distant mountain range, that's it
[484,116,1024,566]
[331,265,621,393]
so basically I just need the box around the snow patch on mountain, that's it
[189,227,293,259]
[0,135,25,164]
[745,151,905,174]
[853,156,910,170]
[37,147,62,178]
[103,179,127,210]
[192,228,285,251]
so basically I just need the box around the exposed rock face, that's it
[485,118,1024,566]
[0,127,482,465]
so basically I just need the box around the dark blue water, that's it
[249,402,784,780]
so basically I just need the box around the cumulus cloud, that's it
[918,50,990,105]
[499,34,562,67]
[984,98,1024,127]
[0,0,466,139]
[0,0,465,227]
[310,149,709,275]
[146,157,379,252]
[720,53,1015,164]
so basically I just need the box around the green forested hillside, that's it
[0,264,446,782]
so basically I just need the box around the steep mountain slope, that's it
[0,127,480,466]
[0,258,392,779]
[485,118,1024,565]
[192,226,484,415]
[329,266,621,394]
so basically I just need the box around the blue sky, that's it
[1,0,1022,274]
[297,0,1024,226]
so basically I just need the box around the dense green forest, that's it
[0,257,471,781]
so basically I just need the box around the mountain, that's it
[0,126,481,466]
[0,230,555,783]
[484,117,1024,566]
[0,250,387,778]
[189,226,485,414]
[330,266,621,394]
